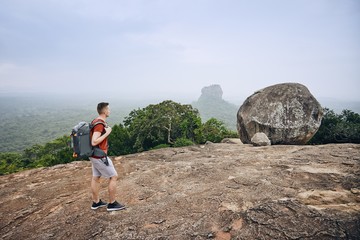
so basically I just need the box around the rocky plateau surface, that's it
[1,140,359,239]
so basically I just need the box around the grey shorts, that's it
[89,156,118,178]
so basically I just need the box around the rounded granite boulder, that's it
[237,83,323,145]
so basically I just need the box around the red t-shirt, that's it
[91,119,108,154]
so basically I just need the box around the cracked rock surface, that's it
[1,141,359,239]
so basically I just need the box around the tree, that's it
[23,135,73,167]
[124,100,201,151]
[0,152,24,175]
[1,136,73,175]
[196,118,229,143]
[310,108,360,144]
[23,144,44,168]
[108,124,133,156]
[41,136,73,166]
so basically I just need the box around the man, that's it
[89,102,125,212]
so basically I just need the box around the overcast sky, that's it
[0,0,359,102]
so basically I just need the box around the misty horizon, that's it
[1,0,359,103]
[1,80,360,104]
[1,85,359,115]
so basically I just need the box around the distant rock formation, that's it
[199,84,223,101]
[237,83,323,145]
[193,85,238,131]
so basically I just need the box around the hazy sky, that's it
[1,0,359,101]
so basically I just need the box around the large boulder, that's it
[237,83,323,145]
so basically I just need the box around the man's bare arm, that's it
[91,127,112,146]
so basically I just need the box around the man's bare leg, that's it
[91,176,101,203]
[108,175,118,203]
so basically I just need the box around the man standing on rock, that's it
[89,102,125,212]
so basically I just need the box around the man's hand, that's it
[105,126,112,134]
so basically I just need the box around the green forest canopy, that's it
[1,99,359,176]
[1,100,237,175]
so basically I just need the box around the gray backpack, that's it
[70,120,106,159]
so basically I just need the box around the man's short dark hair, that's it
[97,102,109,114]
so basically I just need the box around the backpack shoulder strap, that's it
[90,119,107,149]
[90,119,107,137]
[91,119,106,128]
